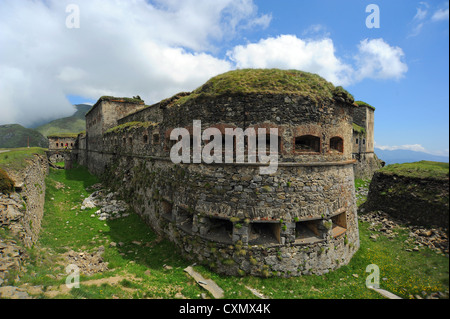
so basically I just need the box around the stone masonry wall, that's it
[0,154,49,247]
[363,171,449,229]
[101,153,359,277]
[79,90,360,277]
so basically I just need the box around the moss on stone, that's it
[352,123,366,135]
[105,121,158,135]
[99,96,145,105]
[47,133,79,138]
[355,100,375,110]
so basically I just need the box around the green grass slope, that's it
[380,161,449,180]
[0,124,48,148]
[35,104,90,137]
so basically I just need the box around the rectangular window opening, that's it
[295,135,320,153]
[331,212,347,238]
[153,134,160,145]
[295,219,324,244]
[176,208,193,234]
[330,136,344,153]
[249,222,281,245]
[161,200,173,221]
[202,217,233,244]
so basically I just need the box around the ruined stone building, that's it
[48,69,380,277]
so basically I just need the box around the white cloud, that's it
[0,0,268,127]
[227,36,407,86]
[375,143,428,153]
[432,2,449,21]
[409,1,449,36]
[227,35,354,86]
[302,24,331,38]
[414,2,429,21]
[0,1,409,129]
[375,143,450,156]
[354,39,408,81]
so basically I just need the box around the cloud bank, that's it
[228,35,408,86]
[0,0,407,127]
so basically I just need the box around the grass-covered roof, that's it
[380,161,449,180]
[168,68,354,107]
[355,100,375,110]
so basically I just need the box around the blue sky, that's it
[0,0,448,156]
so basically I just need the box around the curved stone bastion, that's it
[73,69,360,277]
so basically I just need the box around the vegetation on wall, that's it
[0,167,14,194]
[355,100,376,110]
[352,123,366,136]
[105,121,159,135]
[168,69,354,107]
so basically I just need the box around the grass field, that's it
[4,164,449,299]
[0,147,47,172]
[379,161,449,180]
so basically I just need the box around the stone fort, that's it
[47,69,381,277]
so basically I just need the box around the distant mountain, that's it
[0,124,48,148]
[375,148,450,165]
[35,104,91,137]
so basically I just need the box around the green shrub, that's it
[0,168,15,194]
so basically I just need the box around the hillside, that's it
[0,124,48,148]
[35,104,91,137]
[375,148,449,165]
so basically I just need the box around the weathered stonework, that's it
[352,103,383,179]
[0,154,49,247]
[66,69,362,277]
[363,171,449,229]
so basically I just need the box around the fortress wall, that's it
[48,137,77,151]
[364,171,449,228]
[87,94,360,276]
[99,150,359,276]
[353,152,383,180]
[118,104,163,125]
[0,154,49,248]
[75,80,360,277]
[161,94,355,163]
